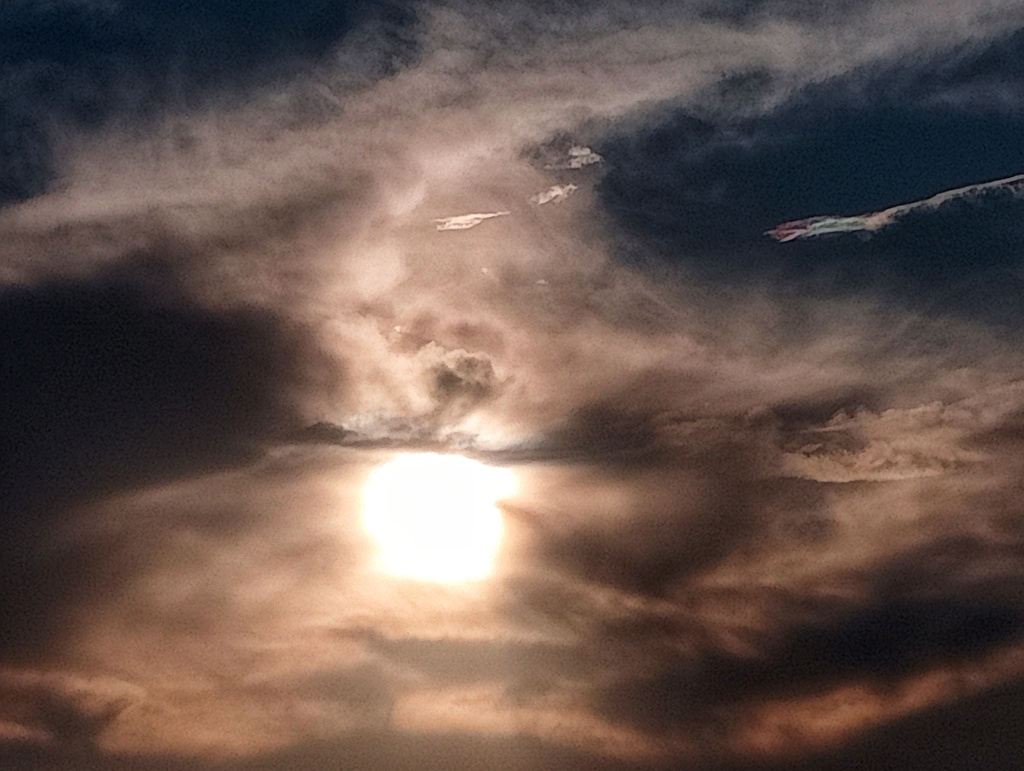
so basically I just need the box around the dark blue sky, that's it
[600,30,1024,323]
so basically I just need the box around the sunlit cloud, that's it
[530,183,578,205]
[544,145,603,170]
[433,211,512,231]
[767,172,1024,242]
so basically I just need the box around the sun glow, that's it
[362,453,516,583]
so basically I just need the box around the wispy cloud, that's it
[768,172,1024,242]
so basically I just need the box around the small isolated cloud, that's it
[427,345,500,415]
[530,184,578,205]
[433,211,511,231]
[545,146,603,170]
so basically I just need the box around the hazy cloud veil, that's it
[3,1,1024,768]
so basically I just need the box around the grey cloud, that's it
[596,597,1022,733]
[429,346,501,416]
[0,270,318,512]
[750,676,1024,771]
[284,345,500,449]
[529,469,754,596]
[0,730,658,771]
[244,660,398,729]
[588,531,1024,736]
[28,691,126,754]
[487,407,781,600]
[0,265,331,660]
[490,404,666,466]
[0,105,49,205]
[0,671,139,754]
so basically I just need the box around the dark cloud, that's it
[29,691,127,754]
[0,265,325,659]
[767,388,883,432]
[595,596,1022,736]
[7,679,1024,771]
[429,347,500,420]
[592,537,1024,736]
[748,676,1024,771]
[872,533,1024,604]
[694,0,868,25]
[497,406,790,596]
[513,404,664,466]
[533,469,753,597]
[0,271,311,511]
[0,105,50,205]
[0,673,135,757]
[263,661,397,725]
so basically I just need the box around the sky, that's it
[3,1,1024,768]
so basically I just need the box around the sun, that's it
[362,453,516,583]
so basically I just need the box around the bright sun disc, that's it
[362,453,516,583]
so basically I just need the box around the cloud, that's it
[715,676,1024,771]
[433,211,512,230]
[596,596,1023,731]
[543,147,602,170]
[0,729,659,771]
[0,669,141,752]
[0,264,333,660]
[0,1,419,208]
[530,184,578,205]
[3,1,1024,768]
[0,105,50,205]
[766,173,1024,242]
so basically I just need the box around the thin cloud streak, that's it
[767,172,1024,242]
[434,211,512,230]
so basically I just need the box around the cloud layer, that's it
[2,1,1024,768]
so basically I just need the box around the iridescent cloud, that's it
[768,172,1024,241]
